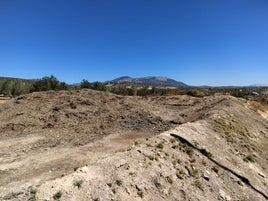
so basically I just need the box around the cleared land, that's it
[0,89,267,200]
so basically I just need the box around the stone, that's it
[81,166,89,173]
[219,190,231,201]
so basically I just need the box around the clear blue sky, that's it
[0,0,267,86]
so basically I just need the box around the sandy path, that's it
[0,130,152,196]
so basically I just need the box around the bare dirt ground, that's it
[0,89,267,200]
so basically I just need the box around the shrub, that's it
[243,154,257,163]
[200,149,213,158]
[176,168,185,179]
[185,146,194,157]
[29,187,37,201]
[156,142,164,149]
[212,166,219,173]
[193,180,204,191]
[31,75,68,92]
[53,191,62,200]
[166,176,173,184]
[73,180,83,189]
[137,190,144,198]
[115,179,122,186]
[148,155,155,161]
[80,79,91,88]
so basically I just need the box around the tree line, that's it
[0,75,69,97]
[1,75,265,98]
[0,76,189,97]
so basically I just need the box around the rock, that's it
[135,185,142,191]
[219,190,231,201]
[258,172,265,178]
[162,189,169,196]
[203,170,210,181]
[203,173,210,181]
[80,166,89,173]
[126,187,131,194]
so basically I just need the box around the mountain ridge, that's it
[110,76,188,87]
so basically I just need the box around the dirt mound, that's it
[34,96,267,201]
[36,119,267,201]
[0,90,170,145]
[0,90,267,200]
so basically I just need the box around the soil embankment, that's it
[0,89,267,200]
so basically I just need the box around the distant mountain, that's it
[111,76,133,83]
[110,76,188,87]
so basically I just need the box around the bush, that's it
[31,75,69,92]
[53,191,62,200]
[137,190,144,198]
[156,142,164,149]
[80,79,91,88]
[115,179,122,186]
[73,179,83,189]
[193,180,204,191]
[243,154,257,163]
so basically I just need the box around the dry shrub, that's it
[249,100,267,112]
[187,90,206,97]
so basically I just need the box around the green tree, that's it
[91,82,107,91]
[31,75,67,92]
[80,79,91,88]
[1,80,12,96]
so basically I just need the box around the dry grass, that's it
[249,100,268,112]
[214,117,250,143]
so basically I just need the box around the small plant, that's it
[200,149,213,158]
[191,169,198,177]
[134,140,139,146]
[186,165,198,177]
[53,191,62,200]
[212,165,219,173]
[112,188,116,194]
[115,179,122,186]
[73,179,83,189]
[148,155,155,161]
[243,154,257,163]
[93,198,100,201]
[202,160,207,166]
[185,146,194,157]
[129,172,135,176]
[170,138,176,144]
[193,140,199,147]
[157,142,164,149]
[137,190,144,198]
[29,187,37,201]
[177,159,182,164]
[190,158,196,163]
[172,160,177,166]
[193,180,204,191]
[171,145,178,149]
[176,168,185,179]
[166,176,173,184]
[146,143,152,147]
